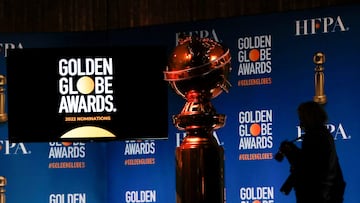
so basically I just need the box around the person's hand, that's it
[279,141,295,154]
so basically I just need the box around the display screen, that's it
[6,46,169,142]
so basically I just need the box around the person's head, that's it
[297,101,328,130]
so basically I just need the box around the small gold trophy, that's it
[0,176,6,203]
[313,52,327,105]
[0,75,7,123]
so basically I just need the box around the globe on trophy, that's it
[164,36,231,203]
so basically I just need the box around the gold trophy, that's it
[0,75,7,123]
[0,176,6,203]
[164,36,231,203]
[313,52,327,104]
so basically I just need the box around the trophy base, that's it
[0,114,7,123]
[313,95,327,105]
[175,135,225,203]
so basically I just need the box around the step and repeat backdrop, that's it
[0,4,359,203]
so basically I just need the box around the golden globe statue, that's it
[164,36,231,203]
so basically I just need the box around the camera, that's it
[275,148,285,162]
[275,140,299,163]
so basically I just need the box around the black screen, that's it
[6,46,169,142]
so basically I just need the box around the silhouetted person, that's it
[278,101,346,203]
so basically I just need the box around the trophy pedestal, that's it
[176,132,224,203]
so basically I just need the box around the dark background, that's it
[6,46,169,142]
[0,0,358,32]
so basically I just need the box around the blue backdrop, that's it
[0,4,359,203]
